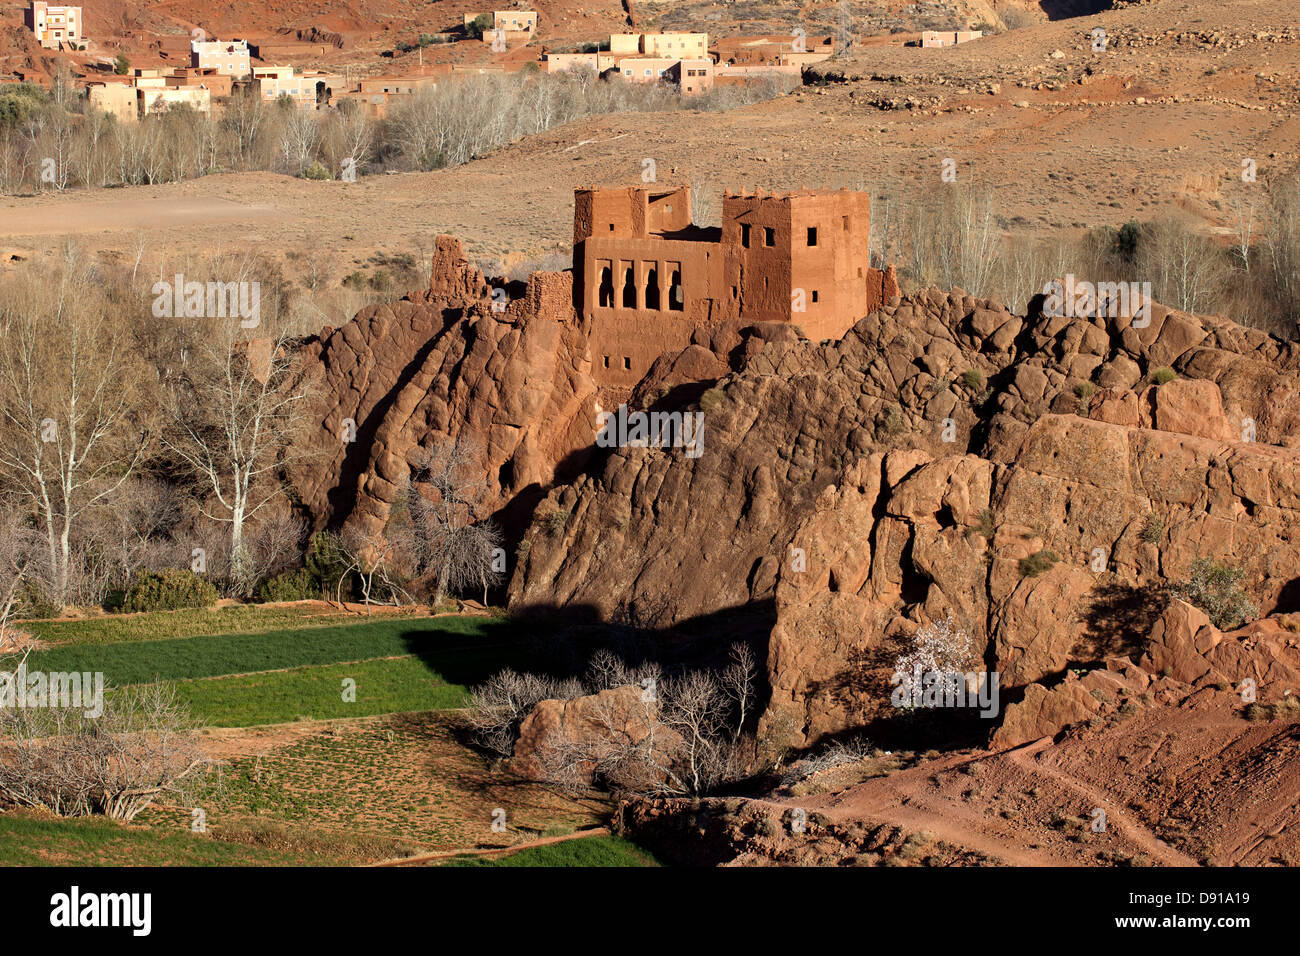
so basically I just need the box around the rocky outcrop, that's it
[992,599,1300,748]
[288,236,598,542]
[509,286,1300,747]
[511,685,682,787]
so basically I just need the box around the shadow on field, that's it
[397,599,777,695]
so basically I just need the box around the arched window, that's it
[669,269,684,311]
[622,266,636,309]
[598,265,613,307]
[644,267,660,310]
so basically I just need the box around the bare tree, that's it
[279,108,319,176]
[0,507,36,648]
[161,325,316,593]
[0,260,149,606]
[0,682,208,822]
[402,438,503,603]
[330,524,410,612]
[222,87,269,169]
[721,642,757,739]
[1139,214,1230,315]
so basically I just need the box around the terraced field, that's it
[5,604,626,866]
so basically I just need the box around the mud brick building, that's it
[573,185,897,388]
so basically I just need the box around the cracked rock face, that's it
[508,287,1300,746]
[288,237,598,541]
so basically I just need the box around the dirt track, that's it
[773,702,1300,866]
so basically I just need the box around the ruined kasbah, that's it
[566,183,898,394]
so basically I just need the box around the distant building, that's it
[358,73,444,96]
[920,30,982,48]
[139,85,211,116]
[641,32,708,60]
[542,52,618,73]
[613,57,678,84]
[191,38,251,77]
[714,34,834,66]
[250,66,312,108]
[26,3,83,50]
[609,32,708,59]
[464,10,537,46]
[668,58,713,95]
[85,79,137,122]
[493,10,536,34]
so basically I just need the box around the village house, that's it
[249,66,314,108]
[542,51,618,74]
[492,10,537,34]
[165,68,233,98]
[713,62,802,86]
[573,184,897,389]
[613,56,678,84]
[359,72,444,96]
[713,34,835,66]
[85,78,136,122]
[919,30,983,48]
[26,2,83,50]
[610,32,708,59]
[667,58,713,95]
[138,83,211,116]
[464,10,537,45]
[191,38,252,77]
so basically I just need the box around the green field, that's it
[173,657,472,726]
[25,615,516,687]
[0,811,324,866]
[22,604,425,647]
[441,835,661,867]
[1,604,639,866]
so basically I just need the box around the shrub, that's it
[1169,557,1257,629]
[883,404,905,435]
[305,532,350,598]
[1149,366,1177,385]
[891,617,974,707]
[122,569,219,613]
[1073,381,1095,400]
[1141,513,1164,543]
[302,160,331,181]
[257,568,319,603]
[961,368,984,391]
[968,507,996,541]
[699,387,724,412]
[113,54,130,75]
[1018,549,1059,577]
[465,13,493,39]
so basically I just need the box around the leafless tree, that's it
[463,668,582,756]
[0,260,149,607]
[721,642,757,739]
[161,325,316,593]
[279,108,319,176]
[222,87,270,169]
[0,682,208,822]
[0,508,37,648]
[402,438,503,603]
[330,524,410,612]
[1139,214,1230,315]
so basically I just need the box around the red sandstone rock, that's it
[510,685,682,786]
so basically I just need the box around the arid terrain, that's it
[0,0,1297,881]
[4,0,1299,289]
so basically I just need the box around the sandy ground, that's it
[3,0,1297,289]
[768,700,1300,866]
